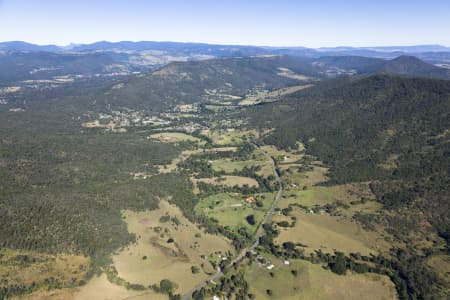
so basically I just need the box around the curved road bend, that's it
[181,145,283,300]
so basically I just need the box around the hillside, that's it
[243,74,450,298]
[90,55,318,112]
[381,55,450,79]
[0,54,449,299]
[0,51,132,84]
[313,55,450,79]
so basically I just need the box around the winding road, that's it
[181,144,283,300]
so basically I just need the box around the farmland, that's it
[245,256,397,300]
[195,192,275,234]
[112,200,234,294]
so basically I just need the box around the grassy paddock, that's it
[273,211,386,255]
[195,192,274,234]
[194,175,259,188]
[0,249,90,294]
[245,256,397,300]
[112,200,234,294]
[149,132,203,144]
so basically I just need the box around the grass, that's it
[112,200,234,294]
[210,148,272,175]
[195,192,275,234]
[204,105,223,112]
[427,255,450,286]
[157,147,237,174]
[260,145,304,164]
[273,211,384,255]
[210,158,260,173]
[149,132,203,144]
[238,85,313,106]
[194,175,259,188]
[201,129,245,146]
[283,164,330,188]
[279,183,381,217]
[18,274,166,300]
[72,274,166,300]
[0,249,90,293]
[245,255,397,300]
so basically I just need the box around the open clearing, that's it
[112,200,234,294]
[245,256,397,300]
[157,147,237,174]
[73,274,166,300]
[283,164,330,187]
[280,184,377,209]
[0,249,90,294]
[427,255,450,286]
[194,175,259,188]
[15,273,167,300]
[210,148,272,175]
[210,158,261,173]
[200,129,261,147]
[260,145,304,164]
[277,67,311,81]
[149,132,203,144]
[273,211,384,255]
[201,129,244,146]
[239,85,313,106]
[195,192,274,234]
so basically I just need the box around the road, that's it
[181,144,283,300]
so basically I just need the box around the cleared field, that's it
[195,193,274,234]
[273,211,384,255]
[194,175,259,188]
[112,200,234,294]
[149,132,203,144]
[427,255,450,286]
[277,67,311,81]
[280,184,377,207]
[73,274,165,300]
[283,164,329,187]
[201,129,262,146]
[157,147,237,174]
[202,130,244,146]
[210,149,272,175]
[210,158,261,173]
[245,256,397,300]
[205,105,223,112]
[157,149,202,173]
[260,145,304,164]
[238,85,312,106]
[0,249,90,294]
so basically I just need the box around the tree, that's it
[246,214,256,225]
[159,279,175,294]
[329,252,347,275]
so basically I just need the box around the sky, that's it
[0,0,449,47]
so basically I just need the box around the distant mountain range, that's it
[1,41,450,63]
[313,55,450,79]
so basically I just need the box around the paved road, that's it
[181,144,283,300]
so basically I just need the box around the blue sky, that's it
[0,0,449,47]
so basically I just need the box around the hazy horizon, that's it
[0,0,449,47]
[1,39,450,50]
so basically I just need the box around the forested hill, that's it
[243,74,450,297]
[246,74,449,238]
[249,73,449,187]
[90,55,318,112]
[313,55,450,79]
[381,55,450,79]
